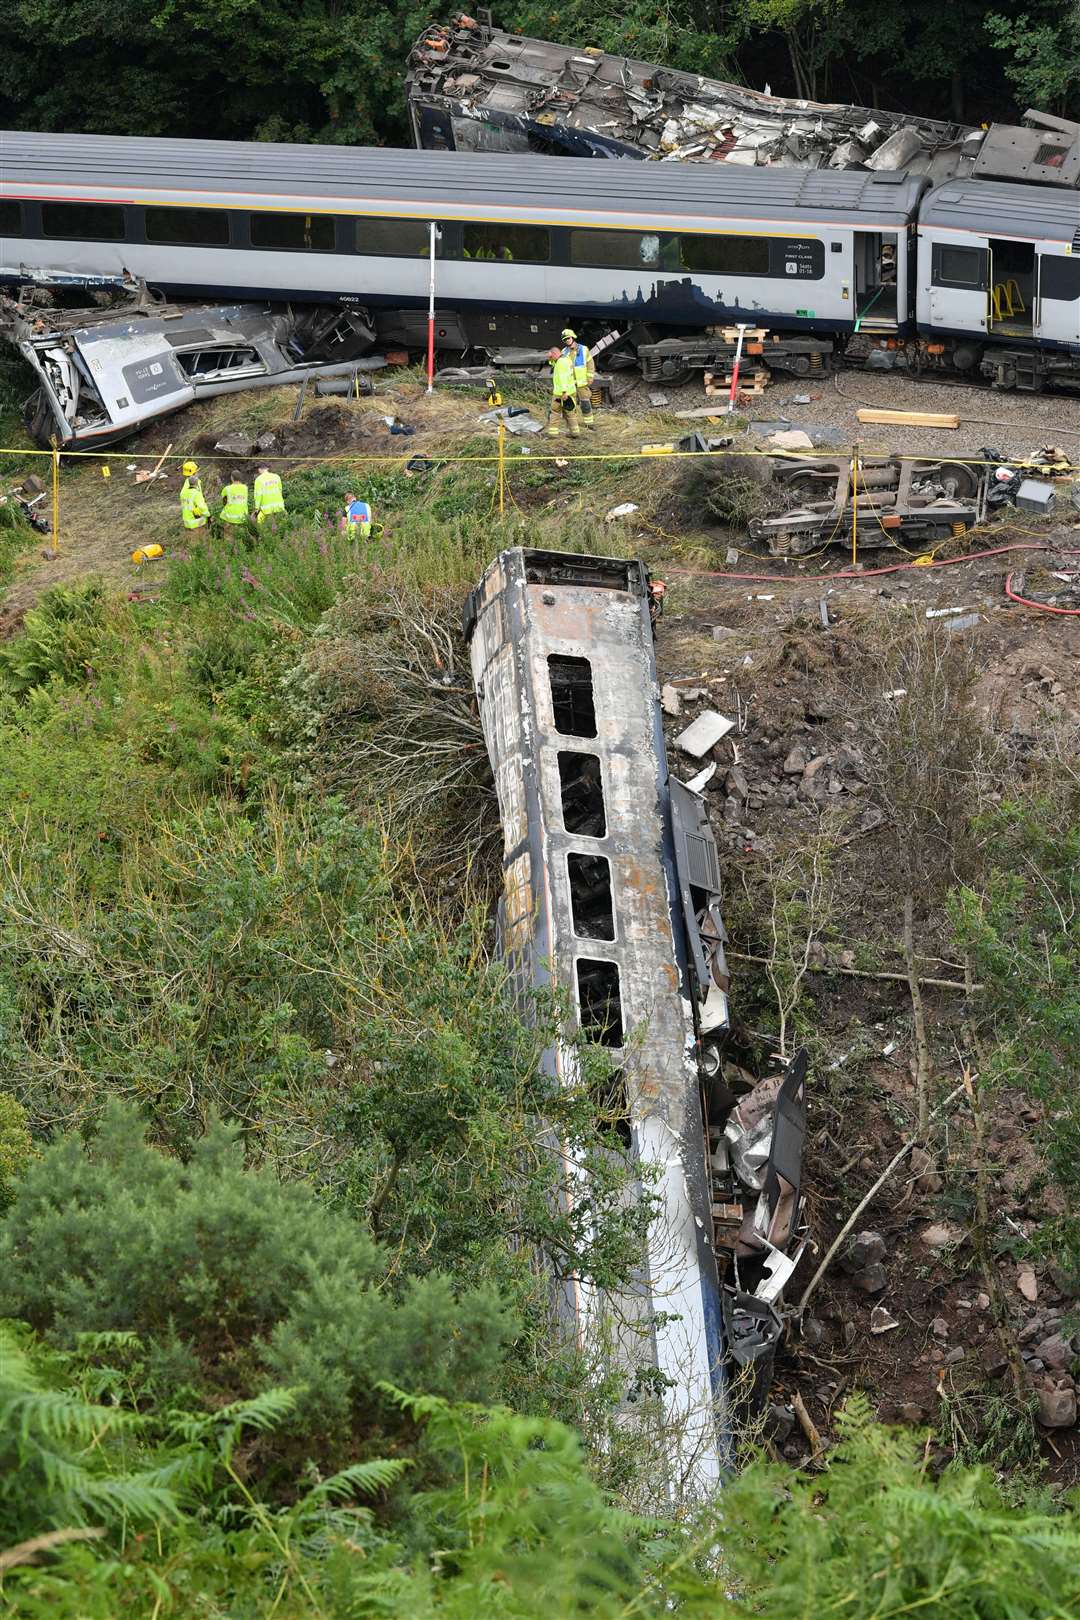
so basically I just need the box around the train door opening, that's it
[988,238,1035,335]
[853,231,899,329]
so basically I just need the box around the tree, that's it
[986,3,1080,115]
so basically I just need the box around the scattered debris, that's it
[1015,479,1056,514]
[870,1305,900,1334]
[1018,1263,1039,1303]
[605,502,640,521]
[942,613,981,633]
[685,761,717,793]
[675,710,736,757]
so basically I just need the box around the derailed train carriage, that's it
[463,547,808,1497]
[2,129,1079,452]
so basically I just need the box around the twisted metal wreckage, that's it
[407,12,1080,186]
[463,547,808,1497]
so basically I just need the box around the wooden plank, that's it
[856,408,959,429]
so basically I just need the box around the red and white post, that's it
[726,322,748,414]
[426,221,437,395]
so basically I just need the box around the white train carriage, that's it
[917,179,1080,389]
[1,132,925,338]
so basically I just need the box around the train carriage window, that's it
[681,233,770,276]
[355,217,433,256]
[548,654,596,737]
[567,852,615,942]
[42,202,125,241]
[575,957,624,1047]
[462,222,549,262]
[570,229,663,269]
[146,207,230,246]
[250,211,334,251]
[558,751,606,836]
[1040,255,1080,302]
[931,243,988,290]
[0,201,23,237]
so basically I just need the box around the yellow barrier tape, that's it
[0,444,1071,471]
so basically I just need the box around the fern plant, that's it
[0,1320,182,1545]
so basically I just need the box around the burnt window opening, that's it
[595,1064,633,1151]
[548,654,596,737]
[567,851,615,942]
[558,750,606,836]
[576,957,623,1048]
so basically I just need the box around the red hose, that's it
[1004,571,1080,616]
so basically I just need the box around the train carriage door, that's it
[1035,249,1080,346]
[987,237,1036,336]
[929,240,989,334]
[853,232,899,330]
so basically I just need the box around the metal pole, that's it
[498,418,506,516]
[427,222,437,396]
[50,439,59,551]
[851,445,859,568]
[726,323,748,414]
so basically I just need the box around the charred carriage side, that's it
[464,547,808,1494]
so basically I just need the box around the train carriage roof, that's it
[920,178,1080,243]
[1,130,928,225]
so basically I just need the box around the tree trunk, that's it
[903,895,932,1139]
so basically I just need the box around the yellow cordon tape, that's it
[0,445,1070,470]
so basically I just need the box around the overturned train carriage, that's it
[463,547,808,1494]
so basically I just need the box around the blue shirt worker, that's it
[252,465,286,526]
[561,328,596,429]
[339,494,372,538]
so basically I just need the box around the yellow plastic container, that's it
[131,543,164,564]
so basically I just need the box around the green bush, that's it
[0,1101,514,1464]
[0,1092,33,1208]
[0,582,116,698]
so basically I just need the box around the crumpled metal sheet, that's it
[407,18,1078,186]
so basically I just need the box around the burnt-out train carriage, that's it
[463,547,732,1496]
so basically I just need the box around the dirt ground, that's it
[652,530,1080,1481]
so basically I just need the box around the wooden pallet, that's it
[704,367,771,397]
[707,325,768,342]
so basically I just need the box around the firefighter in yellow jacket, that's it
[561,328,596,429]
[219,472,249,531]
[178,461,210,531]
[546,346,579,437]
[252,465,286,527]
